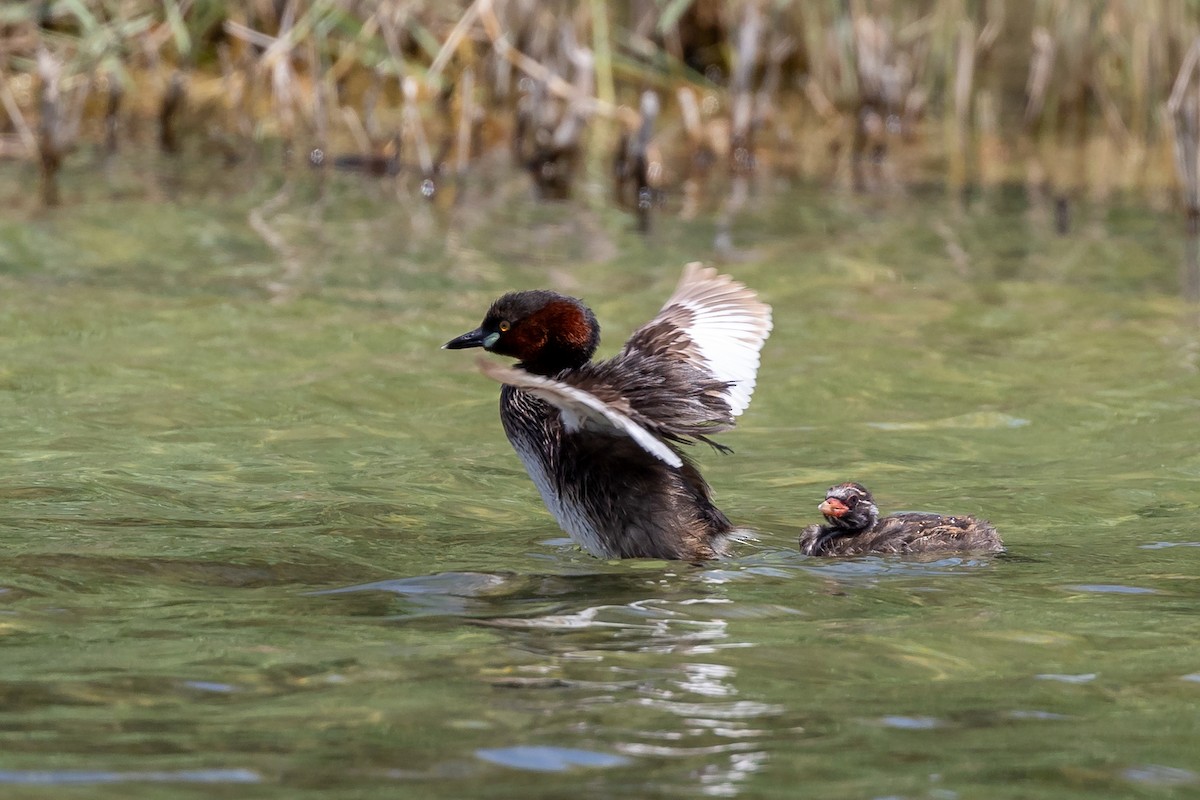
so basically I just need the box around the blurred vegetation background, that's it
[4,0,1200,223]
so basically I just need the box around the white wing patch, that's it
[659,262,773,417]
[477,359,684,468]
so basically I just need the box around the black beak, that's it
[443,327,487,350]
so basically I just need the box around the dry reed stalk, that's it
[104,70,122,156]
[505,12,598,200]
[324,10,379,87]
[363,68,383,143]
[402,75,435,178]
[717,1,762,254]
[947,19,976,192]
[226,0,318,164]
[728,0,761,175]
[374,5,410,83]
[511,75,538,163]
[802,77,837,121]
[1024,27,1055,131]
[849,12,886,191]
[217,43,249,139]
[754,29,796,173]
[1049,1,1095,221]
[954,20,976,134]
[588,0,615,114]
[2,0,1196,210]
[456,68,475,178]
[339,107,374,154]
[552,36,593,155]
[307,35,330,199]
[159,70,185,154]
[583,0,616,195]
[36,49,66,206]
[308,37,329,156]
[222,22,269,152]
[677,86,702,144]
[968,1,1003,188]
[34,47,87,206]
[0,70,37,157]
[1168,36,1200,233]
[615,89,659,232]
[269,1,299,163]
[478,0,624,124]
[675,85,707,220]
[1175,32,1200,300]
[1091,71,1129,148]
[1129,13,1152,143]
[854,12,885,109]
[429,0,483,81]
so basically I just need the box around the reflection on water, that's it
[0,769,261,785]
[1034,673,1098,685]
[1122,764,1200,788]
[471,588,774,796]
[316,566,780,794]
[1183,232,1200,302]
[474,745,630,771]
[1,174,1199,797]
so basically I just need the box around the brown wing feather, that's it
[621,263,772,418]
[477,359,685,467]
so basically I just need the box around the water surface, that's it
[1,165,1198,798]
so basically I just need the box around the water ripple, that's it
[308,571,510,597]
[1121,764,1199,786]
[636,698,784,720]
[1063,584,1160,595]
[868,411,1030,430]
[181,680,240,694]
[879,715,943,730]
[1035,673,1097,684]
[475,746,629,772]
[618,741,759,757]
[699,750,768,798]
[0,769,261,785]
[1005,709,1071,721]
[802,556,998,580]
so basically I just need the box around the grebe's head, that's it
[444,290,599,375]
[818,482,878,532]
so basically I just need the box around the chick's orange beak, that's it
[819,498,848,517]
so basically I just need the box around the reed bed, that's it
[2,0,1199,227]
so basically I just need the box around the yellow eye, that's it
[499,320,510,332]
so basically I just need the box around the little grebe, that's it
[798,482,1003,556]
[444,263,772,561]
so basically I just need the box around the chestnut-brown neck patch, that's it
[531,300,591,346]
[516,299,599,374]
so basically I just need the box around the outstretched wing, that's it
[622,262,773,418]
[477,359,683,468]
